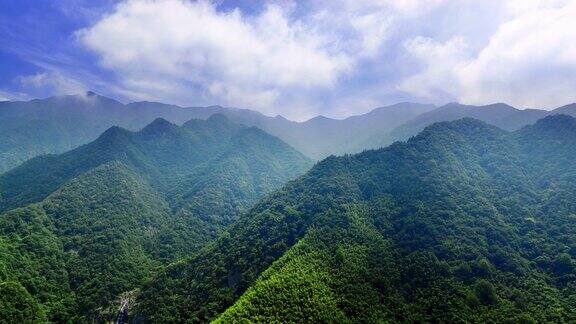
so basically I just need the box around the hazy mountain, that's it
[256,102,436,159]
[552,103,576,116]
[3,93,576,175]
[0,114,311,321]
[0,93,268,173]
[136,115,576,323]
[361,103,551,149]
[0,93,434,173]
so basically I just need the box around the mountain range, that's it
[1,93,576,323]
[0,114,311,321]
[4,92,575,175]
[136,115,576,323]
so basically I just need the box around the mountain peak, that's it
[206,113,230,125]
[480,102,517,111]
[139,118,178,137]
[531,114,576,131]
[552,103,576,114]
[426,117,488,129]
[414,117,503,143]
[306,115,335,126]
[96,126,132,145]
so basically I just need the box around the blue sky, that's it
[1,0,575,120]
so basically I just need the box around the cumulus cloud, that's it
[399,36,470,102]
[77,0,355,115]
[400,0,576,109]
[77,0,433,118]
[69,0,576,118]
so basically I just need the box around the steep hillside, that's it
[137,116,576,323]
[0,115,312,321]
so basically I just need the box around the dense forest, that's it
[136,115,576,322]
[2,0,575,322]
[2,107,576,322]
[0,114,311,321]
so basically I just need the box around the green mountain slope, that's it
[0,115,312,321]
[137,115,576,323]
[0,205,75,322]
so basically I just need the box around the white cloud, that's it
[17,71,86,96]
[68,0,576,118]
[78,0,356,115]
[399,0,576,108]
[399,36,470,102]
[0,89,32,102]
[77,0,438,118]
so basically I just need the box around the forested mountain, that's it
[363,103,553,149]
[4,92,576,175]
[3,93,576,323]
[0,92,267,173]
[0,115,312,321]
[136,115,576,323]
[0,94,435,172]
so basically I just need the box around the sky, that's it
[1,0,575,120]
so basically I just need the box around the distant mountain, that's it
[363,102,576,150]
[0,114,311,321]
[0,93,434,172]
[257,102,436,158]
[4,93,576,175]
[552,103,576,116]
[362,103,550,149]
[0,93,268,173]
[136,115,576,323]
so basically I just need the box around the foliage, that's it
[137,116,576,323]
[0,281,47,323]
[0,115,311,321]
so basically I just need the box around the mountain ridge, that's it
[0,114,313,321]
[136,115,576,323]
[0,94,435,171]
[3,92,576,173]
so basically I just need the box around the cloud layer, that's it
[4,0,576,119]
[400,0,576,109]
[78,0,356,116]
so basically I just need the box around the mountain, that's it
[5,94,576,175]
[136,115,576,323]
[552,103,576,116]
[248,102,436,159]
[362,103,550,149]
[364,102,576,150]
[0,94,434,172]
[0,93,268,173]
[0,115,312,321]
